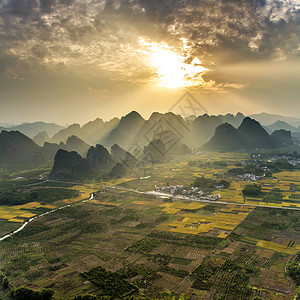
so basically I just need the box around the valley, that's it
[0,151,299,299]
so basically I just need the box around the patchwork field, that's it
[0,154,299,299]
[0,187,298,300]
[156,203,253,237]
[0,182,100,238]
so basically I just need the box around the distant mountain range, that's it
[1,111,299,170]
[37,111,246,148]
[203,117,294,151]
[249,112,300,127]
[266,120,299,132]
[1,112,300,148]
[0,122,65,138]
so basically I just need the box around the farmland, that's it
[0,187,299,299]
[0,153,299,299]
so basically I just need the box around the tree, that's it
[242,184,261,196]
[12,287,54,300]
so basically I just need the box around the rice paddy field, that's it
[0,154,299,299]
[155,203,253,237]
[119,153,300,210]
[0,186,298,299]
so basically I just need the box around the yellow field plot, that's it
[245,201,259,205]
[233,196,244,203]
[63,199,72,204]
[234,206,253,212]
[0,208,23,215]
[171,202,189,209]
[66,197,85,203]
[218,189,236,196]
[221,206,252,213]
[279,181,291,186]
[220,207,234,212]
[215,225,236,231]
[259,178,278,184]
[0,203,56,222]
[89,200,120,206]
[282,202,300,208]
[261,186,274,191]
[0,214,20,220]
[157,206,251,235]
[71,185,94,191]
[19,213,36,218]
[184,202,207,210]
[159,201,206,213]
[43,205,56,209]
[13,201,57,210]
[230,180,247,188]
[256,240,298,255]
[181,217,190,223]
[259,201,281,207]
[224,204,236,208]
[159,202,173,208]
[280,179,293,183]
[14,202,41,209]
[162,208,181,214]
[273,171,300,182]
[68,186,96,202]
[218,232,228,238]
[245,197,260,201]
[8,218,24,223]
[277,185,291,191]
[218,189,244,203]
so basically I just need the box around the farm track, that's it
[107,185,300,211]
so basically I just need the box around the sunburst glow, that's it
[139,39,209,89]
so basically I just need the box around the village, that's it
[154,185,221,201]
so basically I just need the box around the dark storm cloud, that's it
[0,0,299,86]
[96,0,299,64]
[3,0,39,17]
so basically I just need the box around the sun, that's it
[139,39,209,89]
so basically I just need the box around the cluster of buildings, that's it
[271,155,300,167]
[237,173,264,182]
[154,185,221,201]
[251,154,300,167]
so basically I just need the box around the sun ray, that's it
[139,39,209,89]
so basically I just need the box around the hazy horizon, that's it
[1,109,300,128]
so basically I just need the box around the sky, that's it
[0,0,299,125]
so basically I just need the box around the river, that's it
[0,193,94,242]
